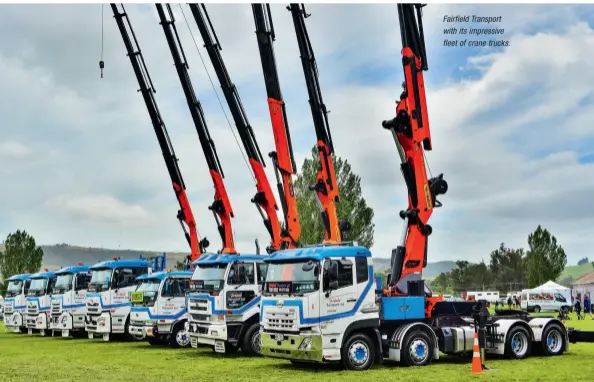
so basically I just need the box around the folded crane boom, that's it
[382,4,448,299]
[110,3,206,262]
[288,4,349,244]
[155,4,236,255]
[189,4,283,253]
[252,4,301,249]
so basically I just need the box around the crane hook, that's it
[99,60,104,79]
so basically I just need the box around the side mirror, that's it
[329,262,339,282]
[106,276,111,288]
[329,280,339,290]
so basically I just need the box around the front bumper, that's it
[4,312,24,331]
[260,331,323,361]
[26,313,48,330]
[85,312,111,334]
[188,322,228,345]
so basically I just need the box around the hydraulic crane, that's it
[110,3,208,263]
[382,4,448,303]
[153,4,237,255]
[288,4,349,244]
[252,4,300,249]
[189,4,283,254]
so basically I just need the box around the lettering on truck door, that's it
[160,278,188,316]
[320,258,357,332]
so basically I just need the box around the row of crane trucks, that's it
[4,1,594,376]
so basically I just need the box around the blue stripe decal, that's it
[260,266,374,325]
[26,297,50,312]
[50,295,86,309]
[130,307,187,320]
[186,294,261,315]
[86,293,130,309]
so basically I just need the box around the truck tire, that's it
[170,325,191,348]
[533,305,541,313]
[505,325,532,359]
[401,330,433,367]
[241,322,262,357]
[541,324,566,356]
[340,332,376,371]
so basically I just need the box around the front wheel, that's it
[533,305,541,313]
[241,323,262,357]
[341,332,376,371]
[170,325,191,348]
[541,324,566,356]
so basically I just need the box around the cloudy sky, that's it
[0,3,592,265]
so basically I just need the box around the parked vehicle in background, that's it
[0,296,4,320]
[521,289,571,313]
[128,270,192,347]
[25,269,57,336]
[465,291,500,303]
[3,273,31,332]
[49,263,92,338]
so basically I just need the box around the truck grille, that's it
[4,306,12,314]
[263,308,298,331]
[51,302,61,316]
[191,314,210,322]
[189,298,209,314]
[27,308,38,315]
[130,320,144,326]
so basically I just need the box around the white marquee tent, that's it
[529,280,572,303]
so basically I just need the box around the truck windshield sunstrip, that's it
[190,264,226,292]
[264,260,320,295]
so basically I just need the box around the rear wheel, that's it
[505,326,532,359]
[542,324,566,356]
[341,332,376,371]
[241,322,262,357]
[401,330,433,367]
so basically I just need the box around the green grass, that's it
[560,263,593,280]
[1,314,594,382]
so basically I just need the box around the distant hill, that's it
[0,244,187,270]
[560,263,594,280]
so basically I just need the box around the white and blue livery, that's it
[3,273,32,333]
[25,269,57,336]
[186,254,267,356]
[128,270,192,347]
[85,258,152,341]
[49,263,92,338]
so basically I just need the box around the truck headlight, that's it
[298,337,313,350]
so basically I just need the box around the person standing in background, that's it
[586,294,593,319]
[575,294,583,320]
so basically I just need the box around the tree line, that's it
[430,225,568,295]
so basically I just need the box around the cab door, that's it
[319,258,357,334]
[159,278,187,317]
[226,261,258,312]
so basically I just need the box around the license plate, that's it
[130,291,144,303]
[274,334,284,341]
[214,340,226,353]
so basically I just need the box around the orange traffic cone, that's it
[471,332,485,374]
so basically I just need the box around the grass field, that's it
[2,314,594,382]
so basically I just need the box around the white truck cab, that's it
[49,263,92,337]
[85,258,152,341]
[25,269,57,336]
[3,273,32,333]
[186,254,266,356]
[260,245,571,371]
[128,270,192,347]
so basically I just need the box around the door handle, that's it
[347,299,356,303]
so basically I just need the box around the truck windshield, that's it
[190,264,226,292]
[264,260,320,294]
[6,280,23,297]
[55,273,74,293]
[28,278,48,296]
[90,268,112,292]
[132,279,161,305]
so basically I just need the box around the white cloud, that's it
[0,4,592,269]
